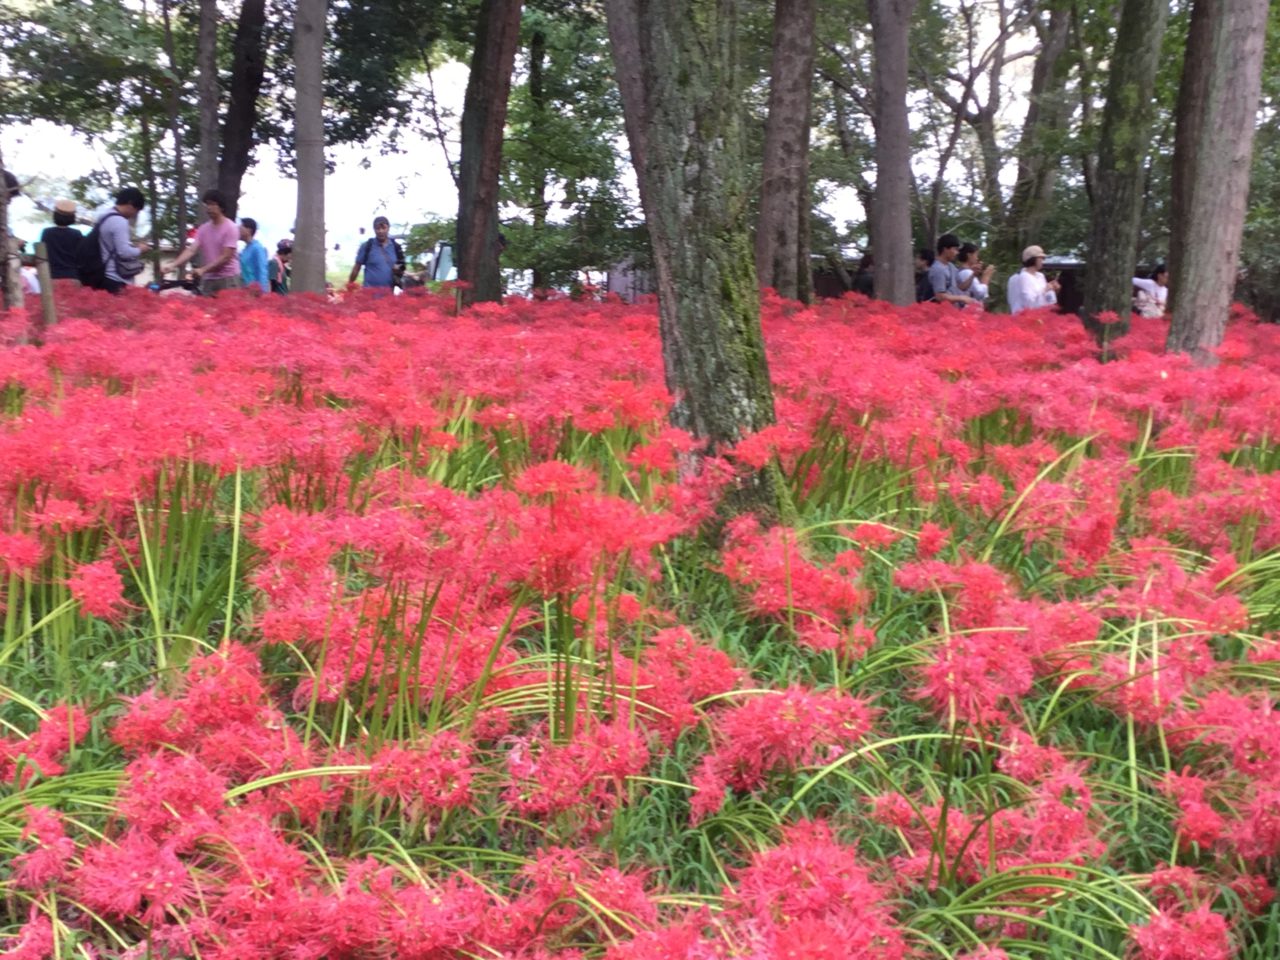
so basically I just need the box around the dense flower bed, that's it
[1,286,1278,959]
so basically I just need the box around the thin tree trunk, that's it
[218,0,268,218]
[139,77,163,283]
[1081,0,1169,341]
[0,143,15,311]
[528,25,549,293]
[868,0,917,305]
[293,0,327,294]
[161,0,189,251]
[1167,0,1268,360]
[606,0,785,520]
[755,0,816,302]
[456,0,522,305]
[196,0,220,205]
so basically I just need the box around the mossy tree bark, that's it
[1167,0,1269,361]
[1081,0,1169,342]
[868,0,917,305]
[606,0,786,521]
[994,4,1072,268]
[456,0,522,305]
[755,0,816,303]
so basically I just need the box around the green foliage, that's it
[498,8,643,286]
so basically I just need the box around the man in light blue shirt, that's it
[348,216,405,290]
[239,217,269,291]
[927,233,976,308]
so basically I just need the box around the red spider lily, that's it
[1129,905,1233,960]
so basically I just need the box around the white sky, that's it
[3,61,471,270]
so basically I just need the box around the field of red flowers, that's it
[1,285,1278,959]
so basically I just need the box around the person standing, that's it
[41,199,84,282]
[956,243,996,306]
[1132,263,1169,317]
[1007,245,1061,314]
[348,216,405,290]
[162,190,241,295]
[915,248,935,303]
[269,239,292,294]
[927,234,976,307]
[238,217,269,291]
[91,187,151,294]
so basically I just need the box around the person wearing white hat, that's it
[41,199,84,283]
[1007,244,1061,315]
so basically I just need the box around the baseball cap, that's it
[1022,245,1047,261]
[54,198,77,215]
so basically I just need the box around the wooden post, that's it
[34,242,57,341]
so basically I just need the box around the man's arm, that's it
[348,240,365,284]
[102,215,147,260]
[165,233,199,272]
[929,263,974,305]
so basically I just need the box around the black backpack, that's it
[76,211,124,289]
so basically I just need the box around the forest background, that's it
[1,0,1279,313]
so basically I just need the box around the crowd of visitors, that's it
[5,170,1173,315]
[1,175,417,300]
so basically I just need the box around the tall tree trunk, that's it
[196,0,220,204]
[998,5,1072,265]
[218,0,268,219]
[1167,0,1268,360]
[867,0,917,305]
[755,0,816,302]
[606,0,784,520]
[161,0,189,250]
[528,24,549,293]
[1081,0,1169,340]
[293,0,328,294]
[456,0,522,305]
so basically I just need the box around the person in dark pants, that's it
[40,199,83,281]
[853,254,875,297]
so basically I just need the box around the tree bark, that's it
[292,0,328,294]
[1167,0,1268,361]
[456,0,523,305]
[998,4,1072,266]
[218,0,268,219]
[139,77,163,282]
[160,0,190,251]
[1081,0,1169,341]
[0,143,15,311]
[867,0,917,305]
[606,0,784,520]
[755,0,816,302]
[528,24,549,293]
[196,0,220,205]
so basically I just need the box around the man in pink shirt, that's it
[162,190,242,295]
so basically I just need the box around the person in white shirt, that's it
[1007,244,1061,314]
[956,243,995,305]
[1132,263,1169,317]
